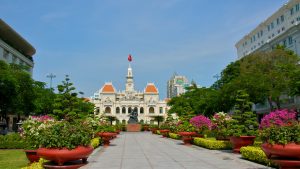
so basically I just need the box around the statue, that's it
[128,109,138,124]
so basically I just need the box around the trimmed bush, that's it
[0,133,27,149]
[193,137,232,150]
[240,146,273,166]
[90,137,101,148]
[156,130,161,135]
[169,133,181,140]
[21,158,47,169]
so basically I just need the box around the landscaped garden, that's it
[1,47,300,169]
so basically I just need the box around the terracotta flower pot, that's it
[159,129,170,137]
[178,132,196,145]
[97,132,117,146]
[230,136,255,153]
[24,149,40,163]
[261,143,300,169]
[37,146,93,166]
[151,128,158,134]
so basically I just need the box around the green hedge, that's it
[169,133,181,140]
[193,137,232,150]
[0,133,27,149]
[240,146,274,166]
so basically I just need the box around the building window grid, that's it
[296,4,299,12]
[289,37,293,45]
[291,7,294,15]
[277,18,280,25]
[281,15,284,22]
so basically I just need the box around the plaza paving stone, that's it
[83,132,273,169]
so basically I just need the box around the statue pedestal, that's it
[126,124,141,132]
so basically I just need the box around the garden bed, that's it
[193,137,232,150]
[240,146,274,167]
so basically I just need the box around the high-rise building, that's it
[167,73,189,98]
[236,0,300,59]
[91,64,168,124]
[0,19,36,74]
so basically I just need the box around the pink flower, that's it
[190,115,212,130]
[260,109,297,129]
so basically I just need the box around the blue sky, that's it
[1,0,286,99]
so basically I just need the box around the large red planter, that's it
[230,136,255,153]
[262,143,300,169]
[24,149,40,163]
[97,132,117,146]
[159,129,170,137]
[143,125,149,131]
[37,146,93,166]
[178,132,196,145]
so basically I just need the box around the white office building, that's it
[236,0,300,59]
[167,73,190,98]
[0,19,36,74]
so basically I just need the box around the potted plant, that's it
[211,112,232,140]
[149,124,158,134]
[158,123,170,138]
[20,115,54,163]
[36,120,94,166]
[143,123,150,131]
[227,90,258,153]
[177,121,196,145]
[36,76,95,167]
[96,124,117,147]
[190,115,212,138]
[260,109,300,169]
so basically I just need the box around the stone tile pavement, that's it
[82,132,273,169]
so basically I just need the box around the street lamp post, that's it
[46,73,56,89]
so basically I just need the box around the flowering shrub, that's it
[259,109,300,145]
[211,112,232,139]
[260,109,297,129]
[190,115,212,132]
[20,115,55,149]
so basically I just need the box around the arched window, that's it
[140,119,144,124]
[105,107,111,113]
[122,119,126,124]
[149,107,154,113]
[116,119,120,124]
[122,107,126,114]
[140,107,144,114]
[116,107,120,114]
[128,107,132,114]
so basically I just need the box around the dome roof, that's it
[145,83,158,93]
[101,83,115,93]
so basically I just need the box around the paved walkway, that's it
[83,132,272,169]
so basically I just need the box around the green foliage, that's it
[193,137,232,150]
[240,146,273,166]
[52,75,94,121]
[90,137,101,148]
[227,90,258,136]
[38,120,93,149]
[0,60,56,119]
[260,123,300,145]
[169,133,181,140]
[168,87,224,118]
[0,133,28,149]
[21,158,47,169]
[176,121,196,132]
[97,124,116,133]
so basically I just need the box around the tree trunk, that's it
[268,96,274,111]
[275,97,281,110]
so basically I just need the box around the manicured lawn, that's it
[0,149,28,169]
